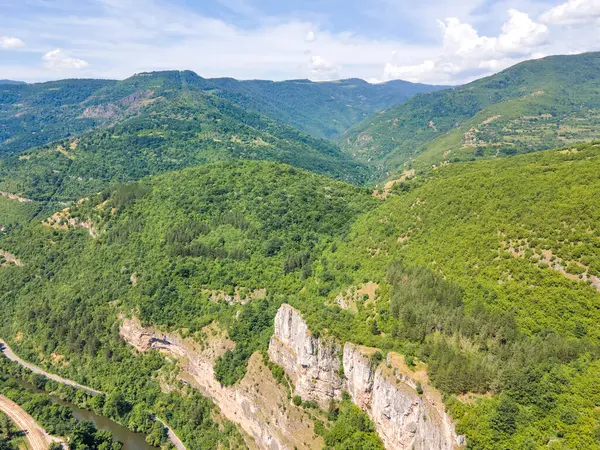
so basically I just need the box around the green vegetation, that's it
[321,395,384,449]
[0,79,115,156]
[342,52,600,172]
[0,160,374,447]
[3,55,600,449]
[0,196,41,229]
[0,83,373,201]
[194,75,445,139]
[0,411,24,450]
[0,359,123,450]
[5,145,600,447]
[291,142,600,448]
[0,71,442,160]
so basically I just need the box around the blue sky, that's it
[1,0,599,84]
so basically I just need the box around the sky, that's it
[1,0,600,85]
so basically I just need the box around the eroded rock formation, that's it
[269,305,466,450]
[120,305,466,450]
[268,304,343,408]
[120,317,322,450]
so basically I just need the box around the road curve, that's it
[0,339,102,395]
[0,394,60,450]
[0,339,186,450]
[156,418,186,450]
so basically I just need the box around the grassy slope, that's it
[341,52,600,173]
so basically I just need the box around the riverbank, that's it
[0,339,185,450]
[0,339,101,395]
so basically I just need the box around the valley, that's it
[1,49,600,450]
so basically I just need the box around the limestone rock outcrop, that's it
[268,304,343,408]
[121,305,466,450]
[268,305,466,450]
[120,317,322,450]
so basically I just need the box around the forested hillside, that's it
[3,48,600,450]
[194,76,446,139]
[292,142,600,448]
[0,85,372,202]
[0,79,116,155]
[1,142,600,448]
[342,52,600,172]
[0,70,440,159]
[0,161,377,447]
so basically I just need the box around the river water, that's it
[15,379,156,450]
[53,396,157,450]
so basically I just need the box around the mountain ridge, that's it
[341,51,600,172]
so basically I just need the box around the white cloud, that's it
[497,9,549,53]
[308,55,339,80]
[383,9,549,83]
[384,60,436,82]
[541,0,600,24]
[0,36,25,49]
[4,0,600,84]
[42,49,89,70]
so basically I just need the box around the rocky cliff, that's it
[268,304,343,408]
[268,305,465,450]
[121,305,465,450]
[120,318,322,450]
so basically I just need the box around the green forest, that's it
[342,52,600,172]
[2,51,600,450]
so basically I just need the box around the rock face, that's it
[268,304,343,408]
[121,305,465,450]
[120,317,322,450]
[344,343,465,450]
[268,305,466,450]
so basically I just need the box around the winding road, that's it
[0,394,62,450]
[0,339,186,450]
[0,339,101,395]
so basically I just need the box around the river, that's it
[53,395,157,450]
[0,340,185,450]
[12,378,157,450]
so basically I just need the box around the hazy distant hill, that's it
[193,75,447,139]
[0,80,25,85]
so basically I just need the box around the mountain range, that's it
[342,51,600,174]
[1,51,600,450]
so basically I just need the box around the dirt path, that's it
[0,192,32,203]
[0,339,186,450]
[0,339,101,395]
[0,394,61,450]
